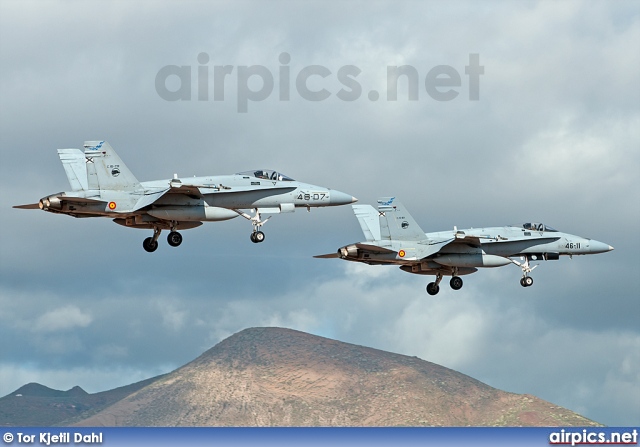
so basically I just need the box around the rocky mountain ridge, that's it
[72,327,600,427]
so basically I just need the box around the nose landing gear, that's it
[236,209,270,244]
[512,257,537,287]
[520,276,534,287]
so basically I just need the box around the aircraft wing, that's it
[449,232,561,247]
[414,238,456,259]
[167,180,296,195]
[164,182,205,199]
[163,183,296,199]
[128,184,297,213]
[131,190,170,211]
[423,234,562,258]
[16,183,300,214]
[124,183,209,213]
[114,182,207,213]
[217,186,297,195]
[451,232,484,247]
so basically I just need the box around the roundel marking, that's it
[108,202,117,210]
[398,250,406,258]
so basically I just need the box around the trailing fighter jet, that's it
[14,141,357,252]
[315,197,613,294]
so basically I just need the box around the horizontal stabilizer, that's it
[13,203,40,209]
[313,253,340,259]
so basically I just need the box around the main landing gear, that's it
[167,231,183,247]
[142,226,183,252]
[450,276,463,290]
[426,274,464,295]
[142,227,162,252]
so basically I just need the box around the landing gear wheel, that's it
[520,276,533,287]
[426,282,440,295]
[450,276,463,290]
[143,237,158,253]
[251,231,265,243]
[167,231,183,247]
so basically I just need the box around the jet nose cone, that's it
[330,190,358,206]
[589,240,614,254]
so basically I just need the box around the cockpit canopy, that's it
[237,170,295,182]
[522,222,557,232]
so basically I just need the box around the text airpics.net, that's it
[549,429,638,446]
[155,52,484,112]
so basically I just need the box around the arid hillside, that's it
[73,327,600,426]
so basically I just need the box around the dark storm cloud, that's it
[1,0,638,426]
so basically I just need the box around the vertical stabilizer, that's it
[352,204,381,241]
[377,197,426,242]
[57,149,88,191]
[83,141,142,192]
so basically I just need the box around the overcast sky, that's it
[0,0,638,426]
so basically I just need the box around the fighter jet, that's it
[315,197,613,294]
[14,141,357,252]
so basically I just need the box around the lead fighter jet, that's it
[315,197,613,294]
[14,141,357,252]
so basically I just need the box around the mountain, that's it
[71,327,600,426]
[0,376,165,426]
